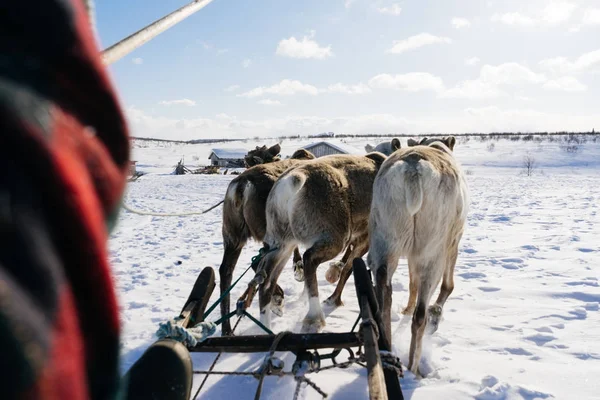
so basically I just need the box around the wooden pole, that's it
[190,332,361,353]
[101,0,215,65]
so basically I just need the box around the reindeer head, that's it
[244,143,282,167]
[290,148,316,160]
[407,136,456,152]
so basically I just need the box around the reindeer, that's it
[254,151,389,333]
[366,136,468,377]
[244,143,282,167]
[218,147,316,336]
[374,138,401,156]
[364,138,400,156]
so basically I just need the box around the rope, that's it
[155,320,216,347]
[202,262,253,320]
[242,310,273,335]
[350,314,361,332]
[121,199,223,217]
[254,331,291,400]
[302,376,328,398]
[203,246,276,322]
[192,342,366,399]
[293,378,303,400]
[192,316,243,400]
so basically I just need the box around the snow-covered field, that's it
[110,135,600,399]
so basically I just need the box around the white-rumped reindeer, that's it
[253,152,389,333]
[367,136,468,377]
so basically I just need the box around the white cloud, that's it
[324,83,371,94]
[200,41,212,50]
[224,85,240,92]
[542,76,587,92]
[441,63,546,99]
[242,58,252,68]
[492,2,577,27]
[125,105,600,141]
[159,99,197,106]
[479,63,546,85]
[491,12,535,26]
[542,2,577,25]
[452,17,471,29]
[258,99,283,106]
[217,48,229,55]
[539,49,600,74]
[377,4,402,16]
[132,57,143,65]
[455,106,598,133]
[345,0,355,9]
[582,8,600,25]
[276,32,333,59]
[238,79,319,98]
[368,73,445,92]
[440,80,506,99]
[386,33,452,54]
[465,57,481,66]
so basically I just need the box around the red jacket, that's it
[0,0,129,398]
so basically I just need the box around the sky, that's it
[95,0,600,140]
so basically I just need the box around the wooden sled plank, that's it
[179,267,216,328]
[353,257,404,400]
[190,332,361,353]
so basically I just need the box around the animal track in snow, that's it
[478,286,501,292]
[458,272,487,279]
[523,333,556,346]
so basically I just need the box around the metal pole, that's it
[101,0,215,65]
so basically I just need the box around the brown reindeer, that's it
[255,152,389,333]
[367,136,468,377]
[244,144,282,167]
[218,148,316,335]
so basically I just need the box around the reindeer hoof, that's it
[427,304,443,334]
[271,294,285,317]
[301,317,326,333]
[293,262,305,282]
[325,261,344,284]
[401,305,415,315]
[323,296,344,308]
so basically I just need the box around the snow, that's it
[111,135,600,399]
[209,148,248,159]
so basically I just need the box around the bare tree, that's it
[523,154,536,176]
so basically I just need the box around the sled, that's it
[159,258,404,400]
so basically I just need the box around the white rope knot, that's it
[156,319,216,347]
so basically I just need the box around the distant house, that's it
[301,141,363,158]
[208,148,247,167]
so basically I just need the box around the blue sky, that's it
[95,0,600,140]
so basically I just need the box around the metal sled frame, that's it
[174,259,403,400]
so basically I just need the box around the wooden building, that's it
[301,141,363,158]
[208,148,247,167]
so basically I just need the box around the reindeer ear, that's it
[445,136,456,151]
[407,138,419,147]
[365,152,386,167]
[391,138,401,151]
[419,137,429,145]
[268,144,281,156]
